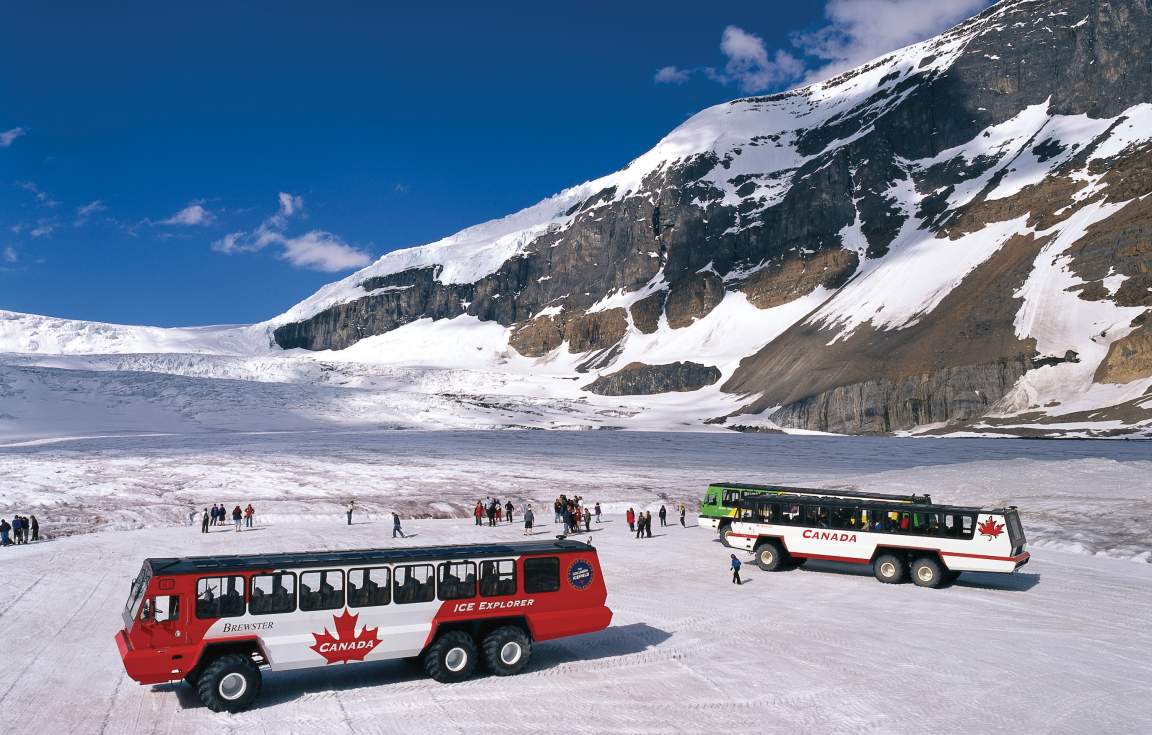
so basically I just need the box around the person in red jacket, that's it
[244,504,255,528]
[626,507,636,532]
[474,502,484,526]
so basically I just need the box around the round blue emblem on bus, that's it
[568,559,593,590]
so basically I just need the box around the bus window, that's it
[723,490,741,507]
[348,568,390,607]
[830,506,857,530]
[438,561,477,601]
[778,504,800,525]
[300,571,344,611]
[480,559,516,597]
[804,506,829,528]
[250,573,296,615]
[394,565,435,604]
[196,576,246,619]
[524,557,560,593]
[142,595,180,623]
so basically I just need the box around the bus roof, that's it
[709,482,931,504]
[145,538,594,576]
[738,492,1015,515]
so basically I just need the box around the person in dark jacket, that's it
[201,508,210,533]
[584,507,592,532]
[29,515,39,542]
[635,512,644,539]
[0,518,11,546]
[232,505,243,532]
[679,503,687,527]
[523,505,535,536]
[505,500,514,525]
[659,505,668,527]
[730,554,742,585]
[644,511,653,538]
[392,512,406,538]
[594,502,602,523]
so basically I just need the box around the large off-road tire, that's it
[196,654,262,713]
[482,626,533,676]
[423,630,478,684]
[911,556,945,588]
[754,540,787,571]
[874,553,908,584]
[718,523,733,547]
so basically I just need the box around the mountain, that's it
[265,0,1152,436]
[3,0,1151,438]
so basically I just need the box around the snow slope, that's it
[0,515,1148,734]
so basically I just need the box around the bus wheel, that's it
[873,553,907,584]
[196,654,262,713]
[482,626,533,676]
[754,541,787,571]
[718,525,732,547]
[911,557,945,588]
[424,630,478,683]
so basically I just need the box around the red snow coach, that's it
[116,539,612,712]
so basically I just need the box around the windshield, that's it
[124,563,151,620]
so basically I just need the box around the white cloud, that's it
[74,200,107,226]
[655,0,991,93]
[161,203,213,226]
[212,193,370,272]
[17,180,58,208]
[3,246,17,263]
[654,66,691,85]
[277,230,373,272]
[0,127,26,148]
[797,0,991,83]
[30,223,56,239]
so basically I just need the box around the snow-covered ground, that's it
[1,513,1149,734]
[2,430,1149,562]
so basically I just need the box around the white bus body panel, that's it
[729,513,1027,574]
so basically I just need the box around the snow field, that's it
[0,513,1149,734]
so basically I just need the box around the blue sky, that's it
[0,0,988,326]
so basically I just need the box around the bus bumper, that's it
[116,630,186,685]
[698,517,720,531]
[529,604,613,642]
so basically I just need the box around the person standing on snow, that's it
[29,515,39,542]
[645,511,653,538]
[232,505,243,532]
[347,500,356,526]
[505,500,514,524]
[201,508,210,534]
[0,517,10,546]
[659,505,668,527]
[679,503,687,527]
[730,554,742,585]
[584,508,592,532]
[594,502,602,523]
[523,505,534,536]
[626,507,636,532]
[392,512,406,538]
[474,501,484,526]
[244,503,254,528]
[11,516,22,544]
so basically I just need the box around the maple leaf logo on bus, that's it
[978,517,1005,540]
[310,609,381,664]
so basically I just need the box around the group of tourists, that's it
[0,514,39,546]
[201,503,255,533]
[626,503,688,539]
[554,495,600,535]
[474,498,517,527]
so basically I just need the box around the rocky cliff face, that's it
[269,0,1152,436]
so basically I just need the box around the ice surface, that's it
[0,493,1148,733]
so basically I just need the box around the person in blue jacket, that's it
[0,518,10,546]
[392,512,406,538]
[730,554,742,585]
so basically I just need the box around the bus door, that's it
[138,591,184,649]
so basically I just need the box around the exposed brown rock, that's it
[583,361,721,396]
[630,291,665,334]
[665,272,724,329]
[739,250,860,309]
[566,308,628,353]
[1095,320,1152,383]
[509,315,565,357]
